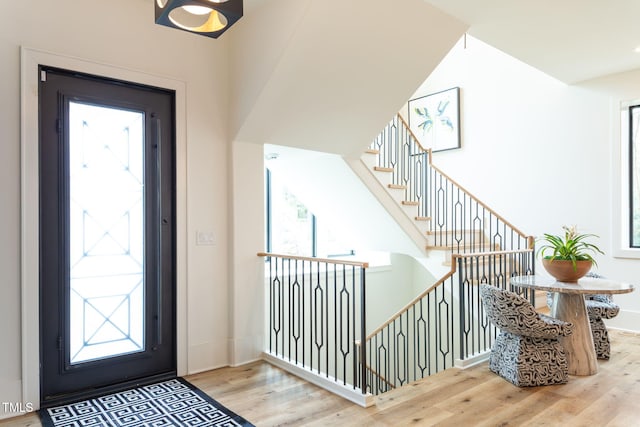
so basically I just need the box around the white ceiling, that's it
[424,0,640,83]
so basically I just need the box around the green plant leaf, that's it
[536,226,603,271]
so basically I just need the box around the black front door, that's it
[39,67,176,406]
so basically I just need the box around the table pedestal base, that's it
[552,293,598,376]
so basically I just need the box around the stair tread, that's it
[373,166,394,172]
[365,149,379,155]
[401,201,419,206]
[388,184,406,190]
[415,216,431,221]
[426,229,485,235]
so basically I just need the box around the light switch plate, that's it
[196,231,215,246]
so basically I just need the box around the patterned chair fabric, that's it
[546,272,620,359]
[480,284,573,387]
[586,295,619,359]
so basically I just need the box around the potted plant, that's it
[537,225,604,282]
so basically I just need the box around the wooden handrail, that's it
[452,248,535,259]
[366,269,455,339]
[396,114,532,241]
[257,252,369,269]
[365,248,534,340]
[354,340,397,391]
[364,366,396,391]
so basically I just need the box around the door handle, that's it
[152,113,163,350]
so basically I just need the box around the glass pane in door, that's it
[68,102,145,364]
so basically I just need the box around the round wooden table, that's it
[510,275,635,376]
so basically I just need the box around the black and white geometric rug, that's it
[39,378,254,427]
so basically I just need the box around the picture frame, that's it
[408,87,460,152]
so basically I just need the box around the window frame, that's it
[629,104,640,248]
[613,98,640,258]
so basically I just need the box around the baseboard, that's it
[455,351,490,369]
[604,309,640,333]
[262,353,374,408]
[230,357,263,368]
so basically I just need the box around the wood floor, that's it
[4,329,640,426]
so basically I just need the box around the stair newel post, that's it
[528,235,536,265]
[456,256,466,362]
[392,115,400,186]
[419,150,427,219]
[359,265,367,395]
[405,125,414,204]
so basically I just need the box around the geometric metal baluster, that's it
[339,264,350,386]
[314,262,324,375]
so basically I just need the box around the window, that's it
[630,104,640,247]
[266,168,315,256]
[614,99,640,258]
[265,168,354,258]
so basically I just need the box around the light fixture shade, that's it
[155,0,243,39]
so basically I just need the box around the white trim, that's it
[612,98,640,259]
[605,310,640,332]
[20,47,188,410]
[454,351,490,369]
[262,353,374,408]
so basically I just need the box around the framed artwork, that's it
[408,87,460,152]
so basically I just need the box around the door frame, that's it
[20,47,188,410]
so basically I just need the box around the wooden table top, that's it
[511,275,635,295]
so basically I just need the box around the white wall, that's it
[1,0,232,417]
[579,68,640,329]
[229,141,265,364]
[366,254,439,332]
[229,0,467,157]
[405,35,640,330]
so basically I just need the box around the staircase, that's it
[359,114,533,256]
[260,114,541,404]
[355,114,539,396]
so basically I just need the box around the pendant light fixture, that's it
[155,0,243,39]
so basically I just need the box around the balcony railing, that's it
[258,250,535,401]
[257,252,369,404]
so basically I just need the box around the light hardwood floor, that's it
[3,329,640,426]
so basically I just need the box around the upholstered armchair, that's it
[480,284,574,387]
[585,294,619,359]
[546,272,620,359]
